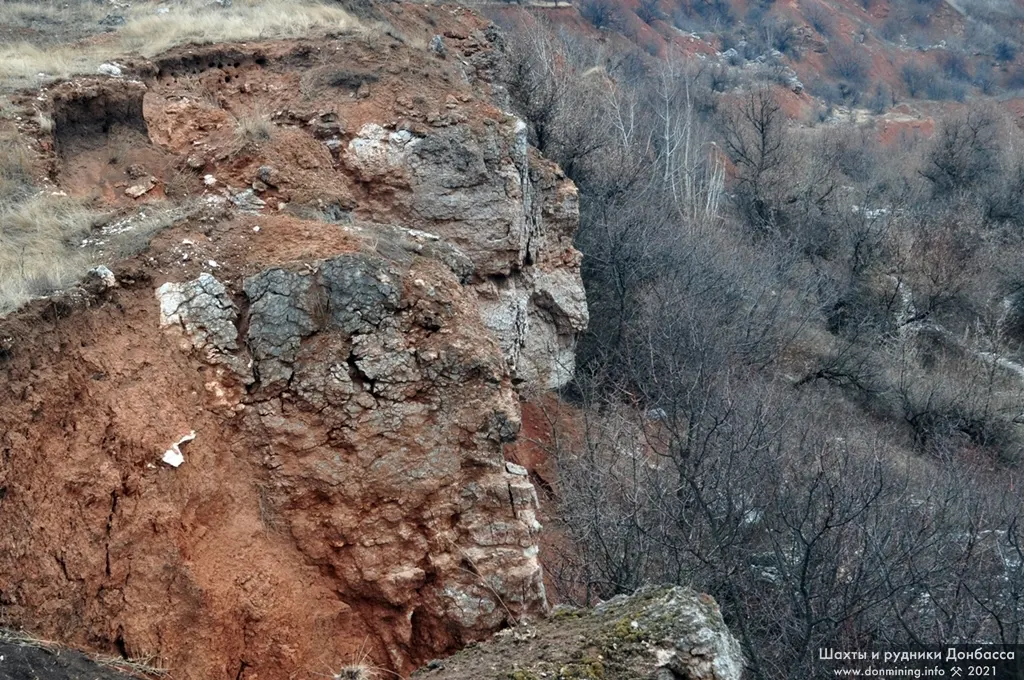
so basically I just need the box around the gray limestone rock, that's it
[343,116,587,389]
[155,273,251,380]
[429,34,447,57]
[243,268,321,388]
[230,188,266,212]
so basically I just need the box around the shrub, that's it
[922,110,1000,195]
[880,18,904,42]
[231,108,273,154]
[827,42,868,93]
[327,70,379,90]
[937,49,971,81]
[995,38,1018,62]
[901,62,936,97]
[975,61,997,95]
[1007,64,1024,89]
[767,16,799,55]
[672,0,735,29]
[636,0,663,24]
[813,80,862,106]
[803,1,834,37]
[705,64,736,92]
[945,79,967,101]
[868,82,892,113]
[829,43,870,86]
[580,0,622,29]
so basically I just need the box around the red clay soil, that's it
[503,393,587,606]
[0,214,380,680]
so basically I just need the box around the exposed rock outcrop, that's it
[0,237,550,679]
[412,586,746,680]
[344,117,588,389]
[0,13,588,680]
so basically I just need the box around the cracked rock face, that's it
[151,249,547,674]
[245,251,548,670]
[155,273,252,381]
[345,118,588,388]
[0,239,551,679]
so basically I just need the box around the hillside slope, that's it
[0,7,590,679]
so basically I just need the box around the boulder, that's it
[413,585,745,680]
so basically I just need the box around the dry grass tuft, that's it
[0,628,170,678]
[0,190,194,316]
[34,110,53,134]
[96,654,171,678]
[231,107,275,155]
[333,666,376,680]
[0,193,105,314]
[0,0,362,86]
[0,132,34,200]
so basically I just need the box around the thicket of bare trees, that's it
[495,15,1024,678]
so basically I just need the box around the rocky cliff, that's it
[0,12,587,679]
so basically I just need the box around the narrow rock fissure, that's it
[105,490,118,578]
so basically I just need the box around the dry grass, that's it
[0,193,106,314]
[0,132,33,200]
[0,0,362,87]
[96,654,171,678]
[333,666,376,680]
[163,164,198,200]
[0,189,194,316]
[34,110,53,134]
[231,106,274,155]
[0,628,169,678]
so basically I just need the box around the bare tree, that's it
[921,109,1000,195]
[648,59,725,230]
[720,87,787,231]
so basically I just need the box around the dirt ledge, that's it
[0,630,151,680]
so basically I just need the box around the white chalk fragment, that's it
[161,431,196,468]
[162,449,184,467]
[505,461,528,476]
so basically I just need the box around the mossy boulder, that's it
[414,586,745,680]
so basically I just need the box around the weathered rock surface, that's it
[412,586,745,680]
[344,117,587,388]
[155,272,252,380]
[235,250,549,670]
